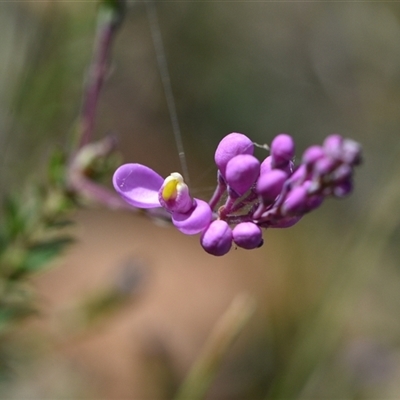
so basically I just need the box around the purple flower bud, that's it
[260,155,293,176]
[256,169,288,203]
[288,165,307,186]
[306,195,324,211]
[271,134,295,167]
[282,185,308,215]
[301,179,318,195]
[113,163,164,208]
[332,164,352,183]
[232,222,263,249]
[172,199,212,235]
[158,172,194,213]
[225,154,260,196]
[215,133,254,178]
[200,220,232,256]
[260,156,273,175]
[268,215,302,228]
[314,156,337,176]
[342,139,362,165]
[333,179,353,198]
[302,145,325,165]
[323,134,343,159]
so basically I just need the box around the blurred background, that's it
[1,1,400,399]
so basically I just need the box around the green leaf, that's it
[2,196,26,240]
[0,232,7,257]
[21,237,75,273]
[48,149,67,187]
[101,0,125,13]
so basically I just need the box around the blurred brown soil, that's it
[29,208,288,399]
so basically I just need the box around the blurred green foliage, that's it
[0,2,96,192]
[0,3,112,387]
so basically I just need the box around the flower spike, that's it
[113,132,361,256]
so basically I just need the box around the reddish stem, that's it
[78,9,120,149]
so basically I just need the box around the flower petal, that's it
[113,163,163,208]
[172,199,212,235]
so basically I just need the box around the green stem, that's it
[174,294,256,400]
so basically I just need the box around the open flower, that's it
[113,163,212,235]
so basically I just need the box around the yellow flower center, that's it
[162,173,184,201]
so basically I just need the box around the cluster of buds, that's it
[113,132,361,256]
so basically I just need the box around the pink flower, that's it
[113,164,212,235]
